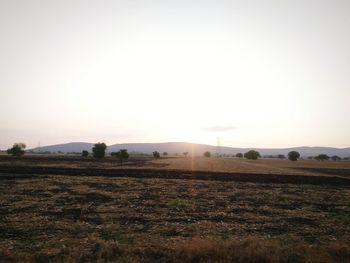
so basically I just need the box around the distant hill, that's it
[29,142,350,158]
[30,142,94,153]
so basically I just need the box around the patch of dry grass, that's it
[152,157,350,176]
[1,236,349,263]
[0,174,349,262]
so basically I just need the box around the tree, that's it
[82,150,89,157]
[111,149,129,164]
[314,154,329,161]
[288,151,300,161]
[236,153,243,158]
[92,142,107,158]
[153,151,160,158]
[163,152,168,156]
[331,155,341,161]
[244,150,261,160]
[183,152,188,157]
[203,151,211,157]
[7,143,26,157]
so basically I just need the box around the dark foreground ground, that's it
[0,156,350,262]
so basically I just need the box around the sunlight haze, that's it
[1,0,349,149]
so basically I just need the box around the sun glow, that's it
[0,1,349,149]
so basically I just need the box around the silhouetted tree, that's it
[82,150,89,157]
[204,151,211,157]
[7,143,26,157]
[163,152,168,156]
[244,150,261,160]
[153,151,160,158]
[92,142,107,158]
[236,153,243,158]
[183,152,189,157]
[315,154,329,161]
[288,151,300,161]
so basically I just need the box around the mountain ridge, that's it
[29,142,350,157]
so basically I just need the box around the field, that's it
[0,155,350,262]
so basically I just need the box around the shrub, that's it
[92,143,107,158]
[82,150,89,157]
[277,154,286,159]
[111,149,129,164]
[236,153,243,158]
[288,151,300,161]
[153,151,160,158]
[7,143,26,157]
[331,155,341,161]
[244,150,261,160]
[315,154,330,161]
[203,151,211,157]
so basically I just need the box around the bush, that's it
[7,143,26,157]
[92,143,107,158]
[111,149,129,164]
[82,150,89,157]
[277,154,286,159]
[288,151,300,161]
[315,154,329,161]
[244,150,261,160]
[331,155,341,161]
[153,151,160,158]
[203,151,211,158]
[236,153,243,158]
[163,152,168,156]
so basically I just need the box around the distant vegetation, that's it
[92,143,107,158]
[7,143,26,157]
[263,154,286,159]
[203,151,211,158]
[244,150,261,160]
[235,153,243,158]
[111,149,129,164]
[288,151,300,161]
[331,155,341,161]
[315,154,330,161]
[4,141,350,162]
[153,151,160,158]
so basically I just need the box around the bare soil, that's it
[0,156,349,262]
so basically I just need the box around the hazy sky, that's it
[1,0,349,149]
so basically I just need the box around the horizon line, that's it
[26,141,350,150]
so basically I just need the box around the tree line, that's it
[4,142,348,162]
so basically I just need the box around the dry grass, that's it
[1,236,349,263]
[0,156,349,262]
[152,157,350,176]
[0,173,349,262]
[2,155,350,177]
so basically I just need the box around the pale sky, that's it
[1,0,349,149]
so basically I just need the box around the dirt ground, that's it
[0,155,349,262]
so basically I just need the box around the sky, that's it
[1,0,349,149]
